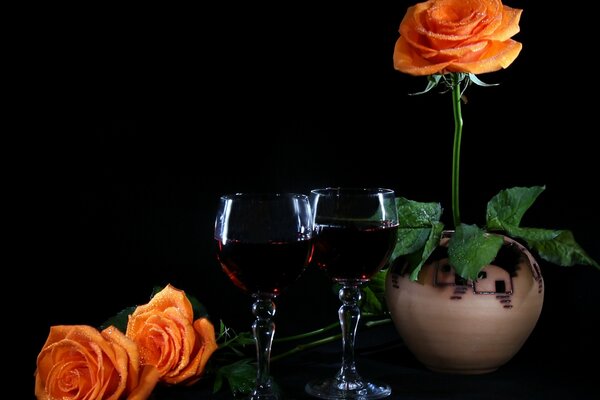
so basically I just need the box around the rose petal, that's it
[393,36,451,76]
[483,5,521,42]
[167,318,218,386]
[102,326,141,396]
[130,284,194,321]
[129,312,183,376]
[450,39,522,73]
[423,40,489,63]
[421,0,493,38]
[127,365,160,400]
[162,307,197,379]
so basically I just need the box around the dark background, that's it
[19,0,599,397]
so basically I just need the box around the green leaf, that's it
[390,197,444,280]
[234,332,255,346]
[395,197,442,227]
[408,221,445,281]
[361,285,383,315]
[367,269,386,303]
[99,306,136,332]
[215,322,254,361]
[213,358,256,395]
[528,230,600,268]
[361,269,387,315]
[409,74,442,96]
[448,224,504,280]
[391,227,430,261]
[486,186,546,230]
[220,330,254,354]
[504,226,561,242]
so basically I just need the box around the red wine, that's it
[215,239,313,295]
[311,221,398,282]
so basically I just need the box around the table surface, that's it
[149,323,596,400]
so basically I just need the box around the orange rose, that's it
[35,325,159,400]
[126,284,218,385]
[393,0,522,76]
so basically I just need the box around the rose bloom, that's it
[35,325,159,400]
[393,0,522,75]
[126,284,218,385]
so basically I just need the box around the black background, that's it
[19,1,599,397]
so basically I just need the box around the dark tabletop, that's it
[149,323,596,400]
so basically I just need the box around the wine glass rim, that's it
[310,187,395,196]
[220,192,309,201]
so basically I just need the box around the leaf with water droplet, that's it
[486,186,545,230]
[392,197,444,280]
[391,227,430,261]
[362,269,387,315]
[528,230,600,269]
[448,224,504,280]
[505,226,560,242]
[396,197,442,227]
[213,358,255,395]
[409,221,445,281]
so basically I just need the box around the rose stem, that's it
[451,72,463,228]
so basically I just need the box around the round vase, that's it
[385,231,544,374]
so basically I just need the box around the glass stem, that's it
[337,283,362,386]
[451,72,463,228]
[251,294,278,399]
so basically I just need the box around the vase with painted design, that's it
[385,230,544,374]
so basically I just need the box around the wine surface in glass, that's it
[311,220,398,282]
[215,239,313,295]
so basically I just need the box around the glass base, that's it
[248,392,281,400]
[305,377,391,399]
[247,381,281,400]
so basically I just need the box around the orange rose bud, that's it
[393,0,522,76]
[126,284,218,385]
[34,325,158,400]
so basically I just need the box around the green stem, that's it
[218,335,245,350]
[270,317,392,363]
[364,318,392,328]
[271,333,342,362]
[273,321,340,343]
[451,73,463,228]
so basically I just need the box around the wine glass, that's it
[305,187,399,399]
[214,193,314,399]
